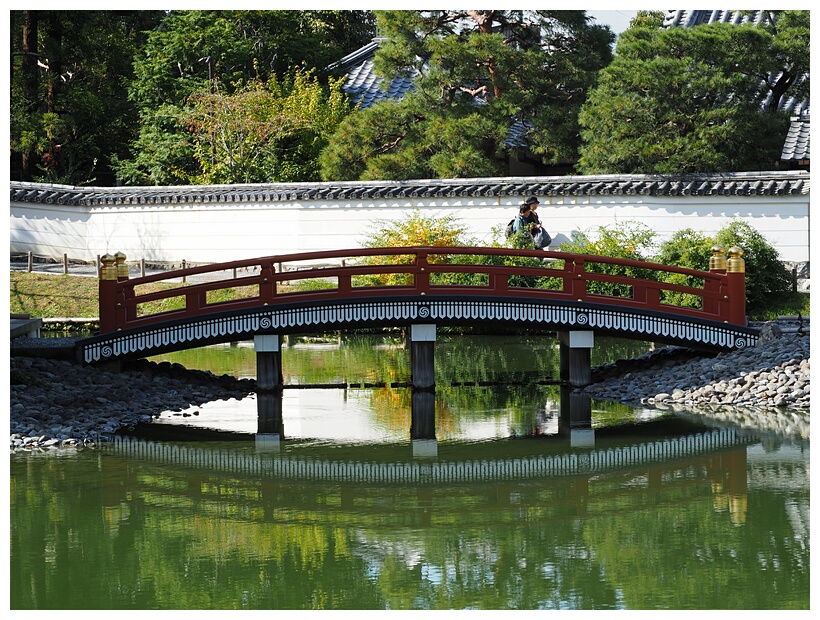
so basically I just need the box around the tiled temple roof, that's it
[781,114,811,162]
[662,9,769,28]
[331,37,529,147]
[329,37,417,109]
[10,172,809,206]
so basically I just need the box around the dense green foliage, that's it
[10,10,375,186]
[655,222,795,312]
[555,218,796,314]
[714,221,795,309]
[116,10,375,185]
[10,11,164,185]
[320,10,614,181]
[557,221,659,297]
[182,71,349,183]
[353,211,802,318]
[577,10,809,174]
[9,10,808,184]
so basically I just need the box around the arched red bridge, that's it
[77,246,757,374]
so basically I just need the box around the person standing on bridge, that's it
[511,204,532,248]
[524,196,551,249]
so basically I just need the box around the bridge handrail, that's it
[98,246,745,333]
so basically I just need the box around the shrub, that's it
[360,209,469,249]
[655,219,793,314]
[653,228,714,308]
[714,220,792,311]
[356,209,472,286]
[557,221,658,297]
[357,210,558,289]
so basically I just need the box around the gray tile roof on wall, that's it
[9,172,809,207]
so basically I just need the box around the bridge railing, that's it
[97,246,746,333]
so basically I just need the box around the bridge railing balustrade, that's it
[97,246,745,334]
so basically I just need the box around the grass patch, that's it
[747,290,810,321]
[9,272,186,318]
[11,272,105,318]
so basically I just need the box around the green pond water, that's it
[10,334,810,610]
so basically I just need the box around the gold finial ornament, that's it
[114,252,129,279]
[709,245,726,271]
[726,246,745,273]
[99,254,117,280]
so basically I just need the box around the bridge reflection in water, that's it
[111,386,755,526]
[105,431,753,527]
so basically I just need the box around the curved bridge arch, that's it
[77,246,758,364]
[78,295,757,364]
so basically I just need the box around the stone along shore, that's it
[10,323,810,451]
[585,324,810,439]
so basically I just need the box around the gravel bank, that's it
[10,354,255,452]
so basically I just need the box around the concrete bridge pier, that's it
[254,334,283,392]
[558,330,594,388]
[409,324,436,389]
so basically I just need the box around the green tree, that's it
[576,10,808,174]
[320,10,613,181]
[653,228,716,309]
[182,71,349,183]
[115,10,375,185]
[9,10,163,184]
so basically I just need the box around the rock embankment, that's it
[585,324,810,439]
[10,355,255,452]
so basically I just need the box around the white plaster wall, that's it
[10,192,810,265]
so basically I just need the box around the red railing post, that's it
[259,261,275,303]
[337,259,352,294]
[98,254,118,333]
[726,246,747,325]
[705,245,726,318]
[568,258,586,300]
[492,268,508,292]
[415,250,430,293]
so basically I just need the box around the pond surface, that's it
[10,334,810,610]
